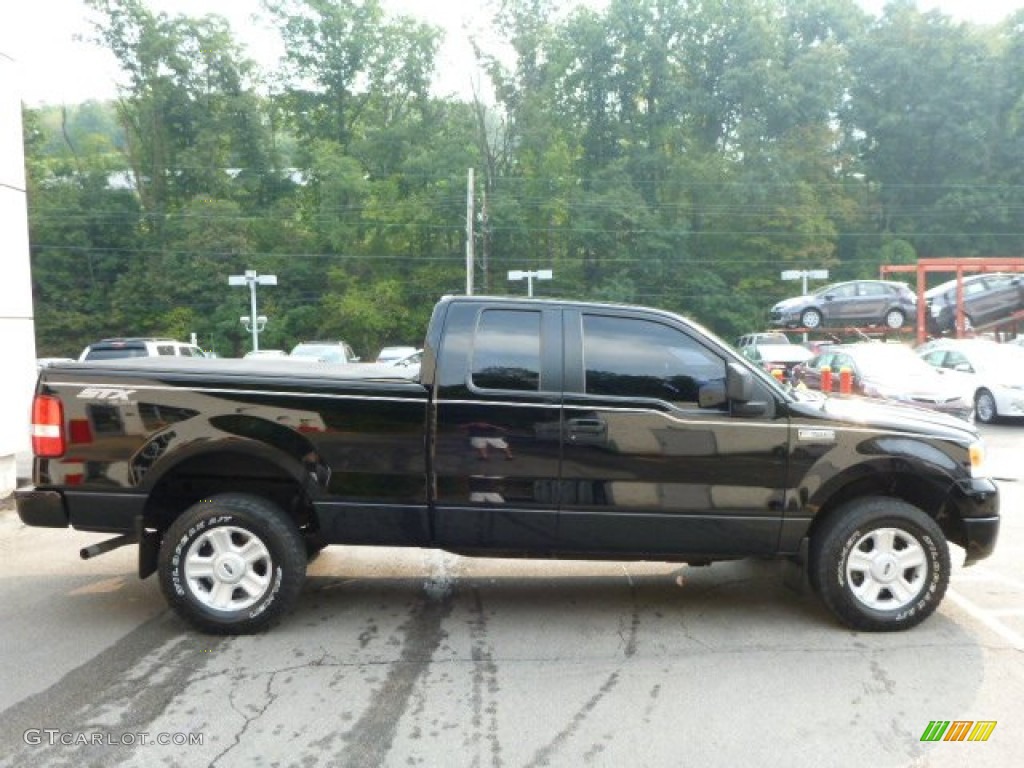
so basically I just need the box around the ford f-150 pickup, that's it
[16,296,1000,634]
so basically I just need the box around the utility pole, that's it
[466,168,474,295]
[480,183,489,294]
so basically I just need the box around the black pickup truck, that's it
[17,296,999,634]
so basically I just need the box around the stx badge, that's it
[77,387,138,402]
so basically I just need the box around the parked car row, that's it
[777,337,1024,424]
[768,273,1024,333]
[69,337,420,368]
[791,342,973,421]
[79,337,206,361]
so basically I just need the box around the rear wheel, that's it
[884,308,906,329]
[975,389,998,424]
[810,497,948,631]
[158,493,307,634]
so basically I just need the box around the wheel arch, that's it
[140,443,318,535]
[804,466,954,554]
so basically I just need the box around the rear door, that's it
[557,309,789,558]
[854,282,889,324]
[431,302,563,552]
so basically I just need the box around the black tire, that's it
[975,388,998,424]
[158,493,307,634]
[883,308,906,329]
[810,497,949,632]
[800,308,823,329]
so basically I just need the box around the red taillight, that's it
[31,395,66,457]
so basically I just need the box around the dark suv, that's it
[769,279,916,330]
[925,272,1024,333]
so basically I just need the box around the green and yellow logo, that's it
[920,721,997,742]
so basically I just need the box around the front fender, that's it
[797,433,965,517]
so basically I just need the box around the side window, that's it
[471,309,542,391]
[829,284,857,299]
[921,350,946,367]
[832,353,855,371]
[582,315,726,408]
[985,275,1013,293]
[945,351,972,372]
[859,283,885,297]
[156,345,175,356]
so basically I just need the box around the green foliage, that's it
[24,0,1024,356]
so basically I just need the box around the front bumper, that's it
[769,310,799,327]
[952,477,1000,565]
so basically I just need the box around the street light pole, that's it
[229,270,277,352]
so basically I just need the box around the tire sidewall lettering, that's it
[836,528,863,589]
[249,567,284,619]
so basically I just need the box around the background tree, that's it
[23,0,1024,357]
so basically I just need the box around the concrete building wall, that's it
[0,52,37,496]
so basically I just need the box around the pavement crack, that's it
[210,670,282,768]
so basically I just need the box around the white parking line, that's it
[946,588,1024,651]
[954,567,1024,592]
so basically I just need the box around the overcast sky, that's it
[3,0,1022,106]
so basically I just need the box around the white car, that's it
[244,349,288,359]
[376,345,419,363]
[917,339,1024,423]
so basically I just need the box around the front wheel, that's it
[800,308,823,329]
[810,497,949,631]
[975,389,998,424]
[158,493,307,634]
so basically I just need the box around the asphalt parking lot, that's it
[0,423,1021,768]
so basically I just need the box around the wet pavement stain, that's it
[334,589,455,766]
[0,613,224,768]
[467,588,502,767]
[524,671,621,768]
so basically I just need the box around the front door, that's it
[557,310,789,558]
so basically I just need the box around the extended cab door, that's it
[431,301,563,552]
[557,309,789,558]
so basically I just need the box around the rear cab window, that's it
[470,309,542,391]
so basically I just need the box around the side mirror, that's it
[727,362,768,416]
[727,362,753,401]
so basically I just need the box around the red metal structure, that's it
[880,258,1024,345]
